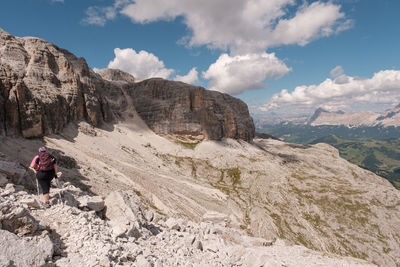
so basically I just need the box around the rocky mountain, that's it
[376,103,400,126]
[307,105,400,127]
[1,28,400,266]
[0,28,254,141]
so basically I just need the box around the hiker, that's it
[30,146,58,207]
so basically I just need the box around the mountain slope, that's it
[1,118,399,266]
[311,135,400,189]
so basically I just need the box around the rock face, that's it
[126,78,255,141]
[98,68,136,83]
[0,28,255,142]
[0,28,122,137]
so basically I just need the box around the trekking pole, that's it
[29,167,40,196]
[55,172,63,204]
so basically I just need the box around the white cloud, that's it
[82,7,108,26]
[203,53,291,95]
[270,2,349,47]
[84,0,351,95]
[174,68,199,84]
[117,0,350,53]
[82,0,130,26]
[330,66,344,78]
[262,69,400,114]
[108,48,174,79]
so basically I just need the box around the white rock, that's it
[0,160,26,184]
[136,255,153,267]
[193,240,203,251]
[19,197,41,209]
[87,196,105,211]
[105,190,146,228]
[0,229,53,266]
[165,218,181,231]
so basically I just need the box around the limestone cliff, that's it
[125,78,255,142]
[0,28,121,137]
[0,28,255,141]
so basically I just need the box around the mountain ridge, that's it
[307,106,400,127]
[0,28,254,141]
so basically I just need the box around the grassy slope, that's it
[311,136,400,189]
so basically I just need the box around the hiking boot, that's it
[43,202,51,209]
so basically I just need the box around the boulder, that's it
[165,218,181,231]
[109,216,141,239]
[77,195,105,211]
[0,160,26,184]
[0,229,53,266]
[0,206,41,235]
[105,190,146,229]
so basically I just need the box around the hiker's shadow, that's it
[50,148,93,194]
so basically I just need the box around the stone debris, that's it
[0,157,376,266]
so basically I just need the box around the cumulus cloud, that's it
[202,53,291,95]
[262,68,400,114]
[84,0,351,94]
[108,48,174,79]
[117,0,350,53]
[174,68,199,84]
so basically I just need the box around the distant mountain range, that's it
[254,104,400,130]
[307,104,400,127]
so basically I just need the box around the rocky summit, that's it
[0,28,254,141]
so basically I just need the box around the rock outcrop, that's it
[0,28,255,141]
[125,78,255,141]
[98,68,137,83]
[0,28,122,137]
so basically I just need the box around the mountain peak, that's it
[98,68,136,83]
[307,107,329,124]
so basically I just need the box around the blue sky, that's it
[1,0,400,117]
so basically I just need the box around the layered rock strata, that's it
[126,78,255,142]
[0,28,255,141]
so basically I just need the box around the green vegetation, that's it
[258,122,400,189]
[226,167,241,186]
[176,140,199,149]
[310,136,400,189]
[258,124,400,142]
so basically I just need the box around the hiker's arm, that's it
[30,156,39,170]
